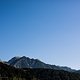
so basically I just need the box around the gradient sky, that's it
[0,0,80,69]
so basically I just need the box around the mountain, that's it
[8,56,20,65]
[0,62,30,79]
[0,62,80,80]
[7,56,75,72]
[8,56,51,68]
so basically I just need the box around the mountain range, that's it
[1,61,80,80]
[4,56,76,72]
[1,56,80,80]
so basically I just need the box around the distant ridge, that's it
[1,61,80,80]
[7,56,76,72]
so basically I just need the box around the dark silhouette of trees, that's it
[0,62,80,80]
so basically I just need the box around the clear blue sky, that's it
[0,0,80,69]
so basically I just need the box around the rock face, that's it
[8,56,20,65]
[8,56,75,72]
[8,56,50,68]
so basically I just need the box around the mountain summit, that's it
[7,56,75,72]
[8,56,50,68]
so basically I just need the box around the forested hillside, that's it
[0,62,80,80]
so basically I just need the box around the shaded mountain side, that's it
[0,62,26,77]
[7,56,76,72]
[1,62,80,80]
[8,56,20,65]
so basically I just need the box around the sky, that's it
[0,0,80,69]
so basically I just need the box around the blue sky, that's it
[0,0,80,69]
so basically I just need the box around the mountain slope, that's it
[0,62,80,80]
[7,56,75,72]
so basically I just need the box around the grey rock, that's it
[7,56,76,72]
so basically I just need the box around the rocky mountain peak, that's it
[7,56,76,72]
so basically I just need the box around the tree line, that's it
[0,62,80,80]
